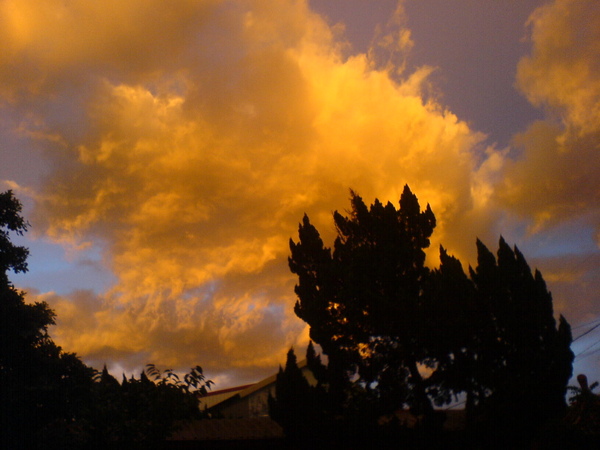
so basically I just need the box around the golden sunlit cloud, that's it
[2,0,597,381]
[498,0,600,240]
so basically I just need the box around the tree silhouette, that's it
[565,374,600,441]
[86,364,211,442]
[269,348,311,437]
[289,186,574,444]
[269,347,332,442]
[290,186,437,420]
[421,246,481,409]
[0,190,212,445]
[0,191,95,448]
[468,238,573,439]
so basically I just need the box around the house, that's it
[168,360,316,445]
[200,360,464,430]
[202,359,316,419]
[200,384,254,411]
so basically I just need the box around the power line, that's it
[575,336,600,359]
[573,322,600,342]
[576,347,600,362]
[571,316,600,330]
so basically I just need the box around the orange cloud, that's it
[8,0,594,383]
[498,0,600,239]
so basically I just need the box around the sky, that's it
[1,0,599,389]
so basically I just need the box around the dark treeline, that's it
[0,191,211,448]
[3,188,598,448]
[270,185,588,448]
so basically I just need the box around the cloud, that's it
[497,0,600,240]
[530,252,600,324]
[8,0,594,382]
[482,0,600,381]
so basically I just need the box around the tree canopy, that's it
[0,190,212,446]
[0,190,84,447]
[289,185,574,443]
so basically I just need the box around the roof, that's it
[205,384,255,397]
[200,384,255,410]
[204,359,311,411]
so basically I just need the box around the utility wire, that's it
[576,347,600,362]
[573,322,600,342]
[575,336,600,359]
[571,316,600,330]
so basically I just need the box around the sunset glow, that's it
[1,0,598,387]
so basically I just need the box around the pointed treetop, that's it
[497,236,516,268]
[140,370,151,384]
[100,364,120,388]
[399,184,420,216]
[475,238,497,268]
[285,347,298,370]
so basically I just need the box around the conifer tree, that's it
[469,238,574,435]
[289,186,574,442]
[269,348,313,438]
[290,186,437,419]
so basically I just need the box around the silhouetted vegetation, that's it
[286,185,575,448]
[268,348,322,440]
[0,191,211,447]
[79,363,211,443]
[563,375,600,445]
[2,187,591,448]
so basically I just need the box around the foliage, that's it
[0,190,29,276]
[83,364,212,442]
[289,185,574,443]
[1,191,95,448]
[269,347,335,442]
[269,348,311,437]
[146,363,213,396]
[562,374,600,446]
[568,376,599,405]
[0,190,212,446]
[467,238,574,436]
[290,186,436,419]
